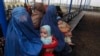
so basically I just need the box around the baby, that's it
[40,25,58,56]
[58,20,74,45]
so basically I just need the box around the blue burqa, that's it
[5,7,42,56]
[41,5,65,52]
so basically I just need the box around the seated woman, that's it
[5,7,42,56]
[40,25,58,56]
[41,5,71,56]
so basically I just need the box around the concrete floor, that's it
[71,11,100,56]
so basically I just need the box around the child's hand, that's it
[46,49,53,52]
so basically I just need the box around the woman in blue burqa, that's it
[4,7,42,56]
[41,5,71,56]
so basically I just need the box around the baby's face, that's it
[58,20,63,25]
[40,28,48,38]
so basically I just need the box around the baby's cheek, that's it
[40,33,43,37]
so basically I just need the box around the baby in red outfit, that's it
[40,25,58,56]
